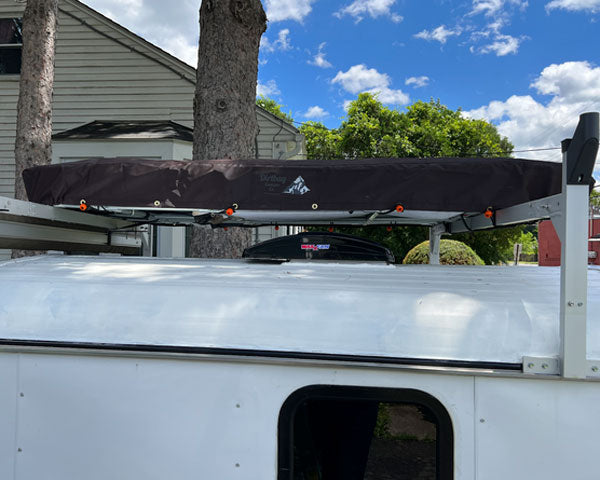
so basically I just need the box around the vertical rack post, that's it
[559,112,599,378]
[429,227,441,265]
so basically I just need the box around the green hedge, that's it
[403,240,484,265]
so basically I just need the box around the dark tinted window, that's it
[0,19,22,75]
[279,386,453,480]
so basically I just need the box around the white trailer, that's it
[0,113,598,479]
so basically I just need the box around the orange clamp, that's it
[395,204,404,213]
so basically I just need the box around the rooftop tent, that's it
[22,156,563,227]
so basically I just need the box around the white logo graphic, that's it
[283,176,310,195]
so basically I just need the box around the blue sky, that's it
[85,0,600,172]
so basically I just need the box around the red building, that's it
[538,215,600,266]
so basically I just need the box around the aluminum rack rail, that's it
[0,196,142,255]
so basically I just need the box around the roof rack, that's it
[0,112,598,379]
[0,196,142,255]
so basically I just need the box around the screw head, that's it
[541,363,549,369]
[592,366,599,373]
[527,362,535,369]
[567,301,574,307]
[577,302,584,307]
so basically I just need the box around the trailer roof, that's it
[1,256,598,366]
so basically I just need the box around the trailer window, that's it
[278,386,453,480]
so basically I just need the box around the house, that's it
[0,0,304,259]
[539,215,600,266]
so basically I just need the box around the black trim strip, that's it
[0,339,522,371]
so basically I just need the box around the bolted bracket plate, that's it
[523,356,559,375]
[523,356,600,378]
[588,359,600,379]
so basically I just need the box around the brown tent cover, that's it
[23,157,562,213]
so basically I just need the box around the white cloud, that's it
[476,33,524,55]
[160,34,198,66]
[260,29,292,53]
[276,29,292,50]
[257,79,281,97]
[264,0,317,22]
[465,61,600,162]
[332,64,409,105]
[414,25,462,44]
[546,0,600,12]
[464,0,530,57]
[302,106,329,119]
[332,64,391,93]
[405,76,430,88]
[470,0,529,17]
[335,0,403,22]
[309,43,333,68]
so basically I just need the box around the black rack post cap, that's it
[566,112,599,185]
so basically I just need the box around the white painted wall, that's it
[1,349,598,480]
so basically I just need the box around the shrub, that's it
[403,239,484,265]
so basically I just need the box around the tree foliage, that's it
[592,188,600,210]
[256,95,294,123]
[300,93,513,160]
[403,240,485,266]
[301,93,521,264]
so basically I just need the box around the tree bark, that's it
[14,0,59,201]
[12,0,58,259]
[190,0,266,258]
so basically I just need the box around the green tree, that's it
[403,240,485,266]
[302,93,520,264]
[298,121,341,160]
[256,95,294,123]
[591,188,600,209]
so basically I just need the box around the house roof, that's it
[62,0,196,84]
[62,0,299,135]
[52,120,193,141]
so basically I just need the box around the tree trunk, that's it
[12,0,58,259]
[14,0,59,201]
[190,0,266,258]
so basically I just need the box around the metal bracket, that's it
[523,356,560,375]
[523,357,600,379]
[589,360,600,379]
[446,194,562,234]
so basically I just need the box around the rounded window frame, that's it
[277,385,454,480]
